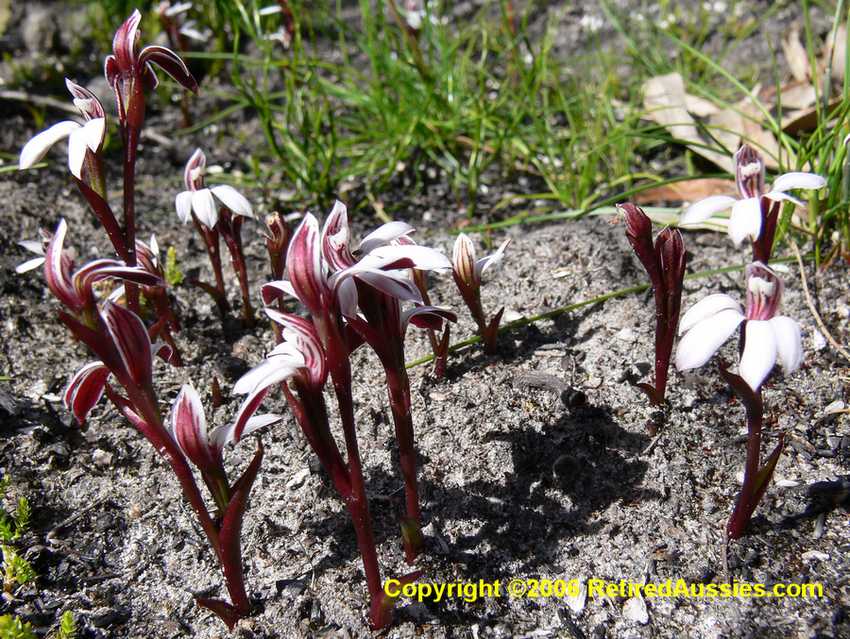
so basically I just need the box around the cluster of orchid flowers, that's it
[15,7,514,630]
[622,143,825,539]
[15,3,829,632]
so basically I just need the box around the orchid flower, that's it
[15,230,52,275]
[175,149,253,228]
[241,201,451,629]
[675,262,803,392]
[680,144,826,260]
[105,9,198,130]
[175,149,255,323]
[620,203,687,405]
[19,79,106,186]
[50,219,262,629]
[105,10,198,312]
[44,219,160,316]
[318,202,455,562]
[451,233,510,354]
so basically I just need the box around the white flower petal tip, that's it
[675,308,745,372]
[678,293,742,335]
[739,320,778,391]
[728,197,763,245]
[211,184,254,218]
[679,195,737,226]
[771,172,827,193]
[769,316,803,374]
[191,188,218,227]
[19,121,80,170]
[175,191,193,223]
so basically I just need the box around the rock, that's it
[801,550,829,562]
[89,606,130,628]
[92,448,113,468]
[286,468,310,490]
[622,595,649,624]
[616,327,637,342]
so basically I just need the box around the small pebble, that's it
[92,449,113,468]
[801,550,829,562]
[622,595,649,624]
[286,468,310,490]
[616,327,636,342]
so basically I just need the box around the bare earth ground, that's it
[0,127,848,638]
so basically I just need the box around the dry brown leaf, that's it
[633,178,736,205]
[643,73,734,173]
[684,93,719,117]
[783,25,810,83]
[705,99,782,169]
[778,81,817,110]
[782,95,845,134]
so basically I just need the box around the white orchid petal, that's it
[191,188,218,227]
[678,293,742,335]
[19,120,80,170]
[475,238,510,279]
[763,190,804,207]
[771,172,826,193]
[15,257,46,274]
[336,277,359,318]
[67,127,89,179]
[675,308,745,371]
[354,268,422,303]
[211,184,254,218]
[728,197,762,245]
[175,191,193,224]
[679,195,737,225]
[359,221,415,253]
[365,244,451,271]
[18,240,44,254]
[769,316,803,374]
[233,355,300,395]
[739,320,778,391]
[80,117,105,151]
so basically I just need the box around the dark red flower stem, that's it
[219,212,255,326]
[720,366,786,540]
[385,367,423,562]
[315,313,384,628]
[454,274,500,354]
[412,269,449,376]
[354,287,424,562]
[752,197,782,263]
[122,123,141,314]
[621,203,686,405]
[191,216,230,316]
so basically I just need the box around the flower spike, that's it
[620,203,686,404]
